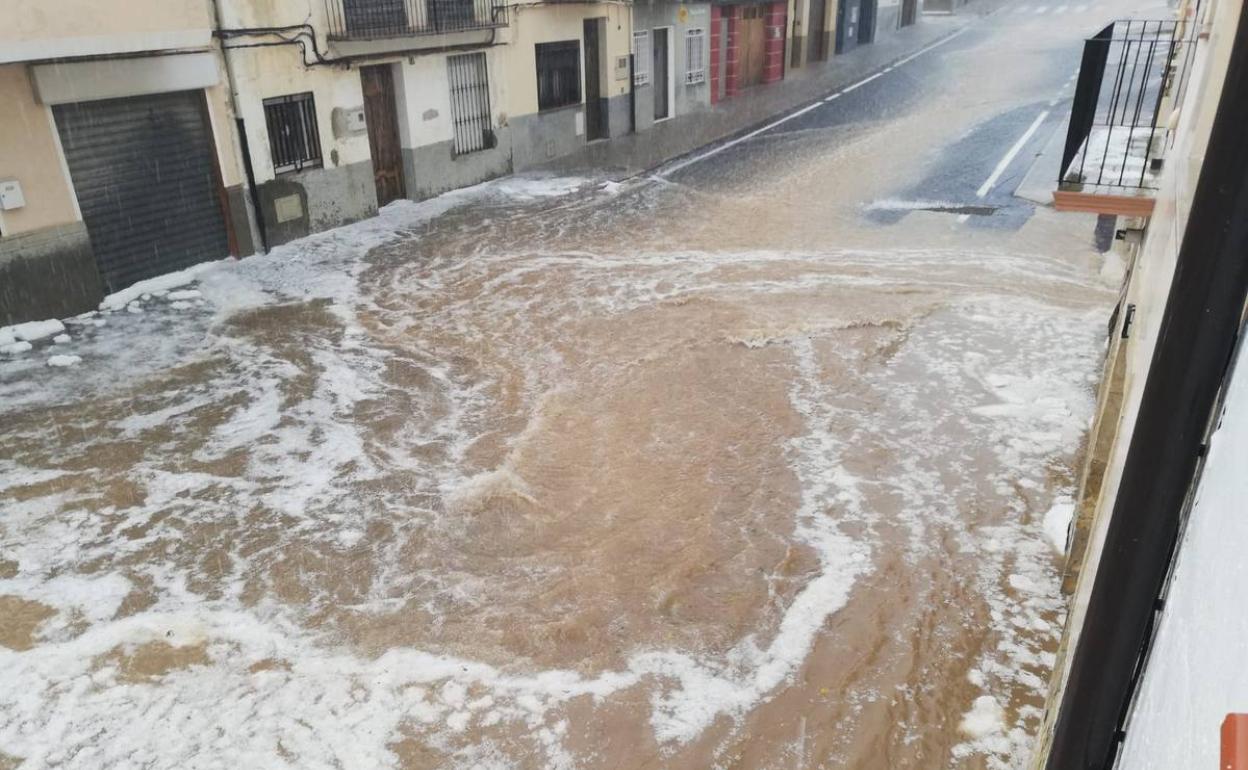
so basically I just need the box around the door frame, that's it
[652,25,676,122]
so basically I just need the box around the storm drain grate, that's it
[865,199,1000,216]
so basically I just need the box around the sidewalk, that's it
[539,0,1005,178]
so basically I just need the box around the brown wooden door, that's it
[361,65,405,207]
[741,8,767,87]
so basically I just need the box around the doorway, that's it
[835,0,859,54]
[653,27,671,120]
[360,64,406,208]
[583,18,607,140]
[901,0,917,26]
[740,5,767,87]
[858,0,876,43]
[808,0,829,62]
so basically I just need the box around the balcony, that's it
[1054,19,1199,217]
[325,0,505,41]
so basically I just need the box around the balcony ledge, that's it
[1053,186,1156,217]
[327,25,501,56]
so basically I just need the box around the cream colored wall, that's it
[503,3,632,117]
[1032,0,1244,764]
[224,44,373,184]
[2,0,213,63]
[0,66,80,236]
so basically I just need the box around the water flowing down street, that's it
[1,2,1136,767]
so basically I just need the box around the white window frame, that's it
[632,29,651,86]
[684,27,707,85]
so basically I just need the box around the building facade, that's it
[215,0,514,248]
[631,1,715,129]
[1032,0,1244,765]
[708,0,788,104]
[0,0,252,324]
[505,3,633,170]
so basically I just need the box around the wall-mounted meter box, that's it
[0,178,25,210]
[331,107,368,139]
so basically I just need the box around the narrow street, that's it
[1,2,1134,768]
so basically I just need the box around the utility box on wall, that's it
[331,106,368,139]
[0,178,25,210]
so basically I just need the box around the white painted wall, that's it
[1116,340,1248,768]
[394,48,510,150]
[224,44,373,184]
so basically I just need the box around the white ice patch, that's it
[1042,497,1075,554]
[52,334,71,345]
[100,261,223,311]
[959,695,1005,738]
[46,355,82,368]
[2,341,32,356]
[2,318,66,342]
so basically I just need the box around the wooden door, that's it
[361,65,406,207]
[741,7,767,87]
[808,0,828,62]
[584,19,606,139]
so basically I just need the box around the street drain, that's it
[917,204,998,215]
[865,200,999,216]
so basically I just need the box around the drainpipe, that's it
[210,0,268,253]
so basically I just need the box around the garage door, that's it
[54,90,229,293]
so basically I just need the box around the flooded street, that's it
[1,4,1130,768]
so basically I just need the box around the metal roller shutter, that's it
[54,90,229,293]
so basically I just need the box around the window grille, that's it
[685,28,706,84]
[633,30,651,86]
[447,52,494,155]
[263,92,322,174]
[535,40,581,111]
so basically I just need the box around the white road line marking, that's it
[976,110,1049,197]
[843,72,884,93]
[958,110,1051,222]
[656,27,967,178]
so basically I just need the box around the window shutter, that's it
[685,28,706,85]
[633,30,651,86]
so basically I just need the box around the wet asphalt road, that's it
[666,7,1093,233]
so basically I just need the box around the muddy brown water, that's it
[0,10,1125,769]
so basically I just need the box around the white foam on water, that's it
[0,175,1113,768]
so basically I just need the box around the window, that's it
[263,92,322,174]
[535,40,581,111]
[685,28,706,85]
[632,30,651,86]
[447,53,495,156]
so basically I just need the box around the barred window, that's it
[633,30,651,86]
[685,28,706,84]
[447,53,495,155]
[263,92,322,174]
[535,40,581,111]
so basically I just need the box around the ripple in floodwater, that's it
[0,168,1113,770]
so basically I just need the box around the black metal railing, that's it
[1059,19,1199,191]
[325,0,505,40]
